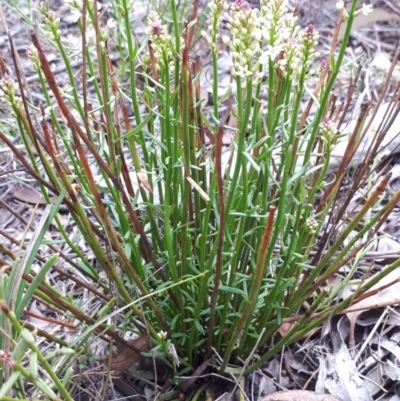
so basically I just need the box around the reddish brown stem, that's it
[207,121,226,357]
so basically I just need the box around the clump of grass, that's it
[1,0,399,398]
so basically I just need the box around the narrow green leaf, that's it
[118,112,153,141]
[194,319,205,335]
[219,285,246,297]
[17,253,59,318]
[0,371,21,398]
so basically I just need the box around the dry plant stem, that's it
[0,132,56,193]
[29,32,159,271]
[332,259,400,317]
[112,70,165,251]
[0,132,106,246]
[337,65,362,130]
[14,105,67,205]
[325,91,400,230]
[30,32,170,335]
[312,115,366,257]
[0,202,105,289]
[0,244,14,260]
[302,174,391,299]
[80,0,95,144]
[353,96,400,179]
[109,73,135,199]
[328,93,337,118]
[187,0,199,48]
[40,111,163,337]
[0,237,110,302]
[351,260,400,309]
[174,31,196,323]
[194,56,207,165]
[358,41,400,138]
[181,28,195,190]
[20,319,69,347]
[220,206,276,372]
[119,0,151,168]
[12,269,144,354]
[313,175,400,289]
[284,190,395,337]
[0,55,6,74]
[284,277,400,324]
[303,368,320,390]
[362,101,400,171]
[28,293,68,317]
[355,276,400,304]
[297,69,329,134]
[372,190,400,237]
[0,7,46,154]
[284,181,400,325]
[331,100,400,230]
[340,297,400,315]
[297,1,344,133]
[207,121,226,357]
[148,41,159,82]
[40,120,109,262]
[22,309,78,329]
[92,0,117,173]
[0,168,25,176]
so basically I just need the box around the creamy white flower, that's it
[335,1,344,10]
[158,331,167,340]
[222,35,231,45]
[361,3,373,15]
